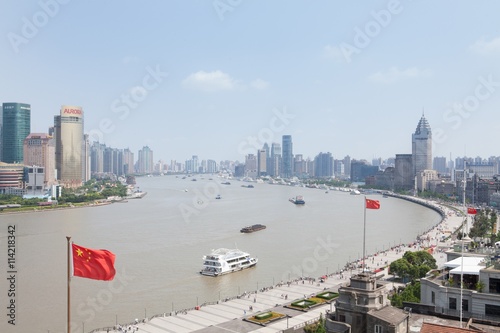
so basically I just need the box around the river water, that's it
[0,175,441,333]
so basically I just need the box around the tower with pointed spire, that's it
[412,113,432,178]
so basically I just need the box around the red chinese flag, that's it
[467,207,477,215]
[366,198,380,209]
[72,243,116,281]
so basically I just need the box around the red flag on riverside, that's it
[72,243,116,281]
[365,198,380,209]
[467,207,477,215]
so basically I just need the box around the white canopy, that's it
[450,265,482,276]
[444,257,484,268]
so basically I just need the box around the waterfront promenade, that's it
[93,199,464,333]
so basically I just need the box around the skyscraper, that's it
[282,135,293,178]
[270,142,281,177]
[54,105,84,188]
[123,148,135,175]
[257,148,267,176]
[395,154,413,190]
[82,133,91,182]
[137,146,153,174]
[412,114,432,177]
[2,102,31,163]
[23,133,56,188]
[314,152,333,178]
[245,153,257,178]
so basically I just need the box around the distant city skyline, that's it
[1,2,500,162]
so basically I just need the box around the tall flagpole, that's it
[363,196,367,273]
[460,164,467,328]
[67,236,71,333]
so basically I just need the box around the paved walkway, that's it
[94,199,466,333]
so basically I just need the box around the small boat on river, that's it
[240,224,266,233]
[289,195,305,205]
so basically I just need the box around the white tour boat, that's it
[200,248,258,276]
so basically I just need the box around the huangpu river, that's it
[0,175,441,333]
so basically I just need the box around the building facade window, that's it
[489,278,500,293]
[462,299,469,312]
[485,304,500,317]
[375,324,383,333]
[431,291,435,304]
[449,297,457,310]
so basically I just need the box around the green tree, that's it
[389,251,437,281]
[469,209,497,242]
[390,281,421,307]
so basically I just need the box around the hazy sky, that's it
[1,1,499,163]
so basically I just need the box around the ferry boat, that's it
[240,224,266,233]
[289,195,305,205]
[200,248,258,276]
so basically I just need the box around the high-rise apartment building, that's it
[343,155,351,178]
[433,156,447,175]
[54,105,84,188]
[314,152,333,178]
[245,153,257,178]
[90,142,105,174]
[137,146,153,174]
[412,115,432,177]
[270,142,281,177]
[23,133,56,188]
[333,159,344,177]
[257,149,267,176]
[294,154,306,176]
[82,134,91,182]
[2,102,31,163]
[282,135,293,178]
[123,148,134,175]
[394,154,413,190]
[207,159,217,173]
